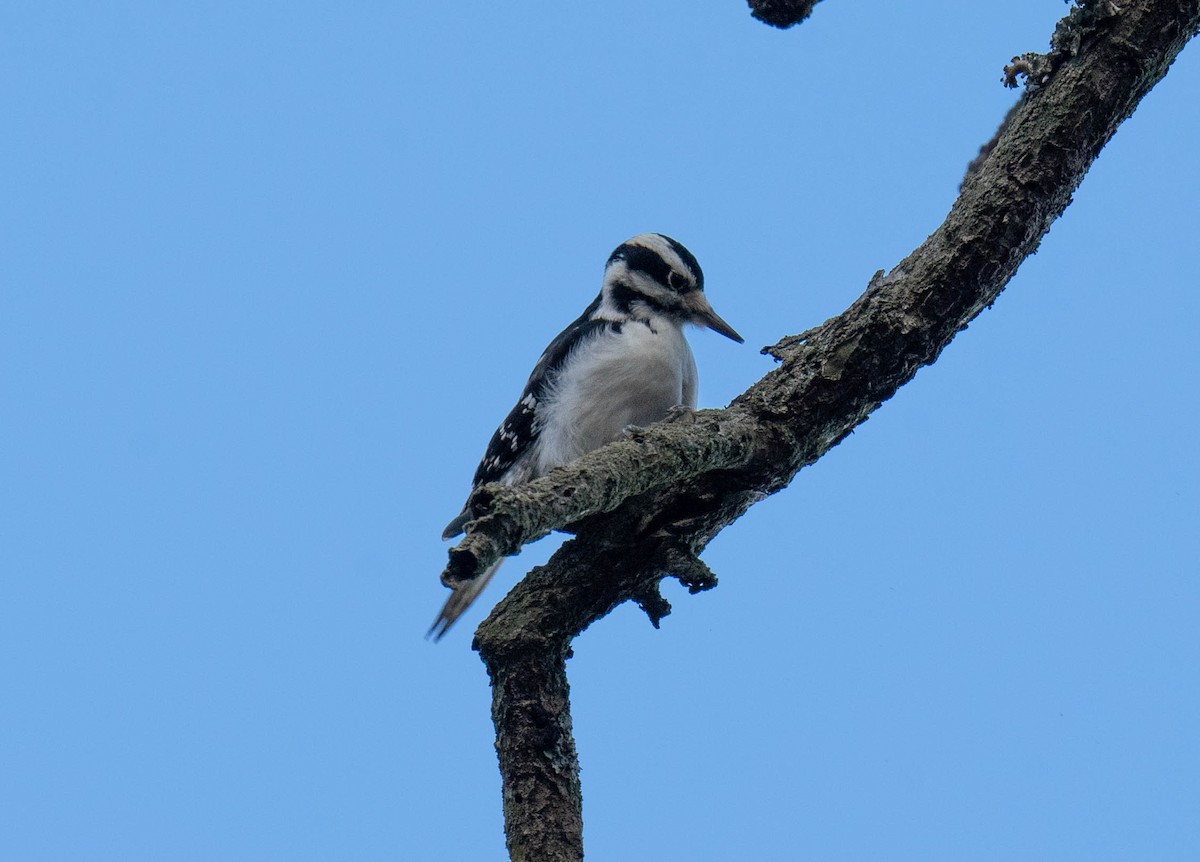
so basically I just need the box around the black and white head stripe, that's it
[599,233,743,343]
[606,233,704,294]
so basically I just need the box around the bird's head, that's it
[600,233,743,343]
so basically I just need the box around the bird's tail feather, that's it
[427,560,503,642]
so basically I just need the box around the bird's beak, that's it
[694,300,744,343]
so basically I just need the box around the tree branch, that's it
[460,1,1200,858]
[440,409,757,590]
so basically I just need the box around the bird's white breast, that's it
[534,316,697,475]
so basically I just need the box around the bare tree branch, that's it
[454,2,1200,859]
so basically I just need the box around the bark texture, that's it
[446,2,1200,859]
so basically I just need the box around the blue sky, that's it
[2,2,1198,859]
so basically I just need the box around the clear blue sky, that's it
[3,2,1198,859]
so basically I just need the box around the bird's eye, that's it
[668,271,689,291]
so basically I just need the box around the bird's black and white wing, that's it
[440,303,608,540]
[430,309,610,640]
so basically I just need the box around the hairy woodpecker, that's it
[432,233,742,639]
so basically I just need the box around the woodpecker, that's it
[431,233,742,639]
